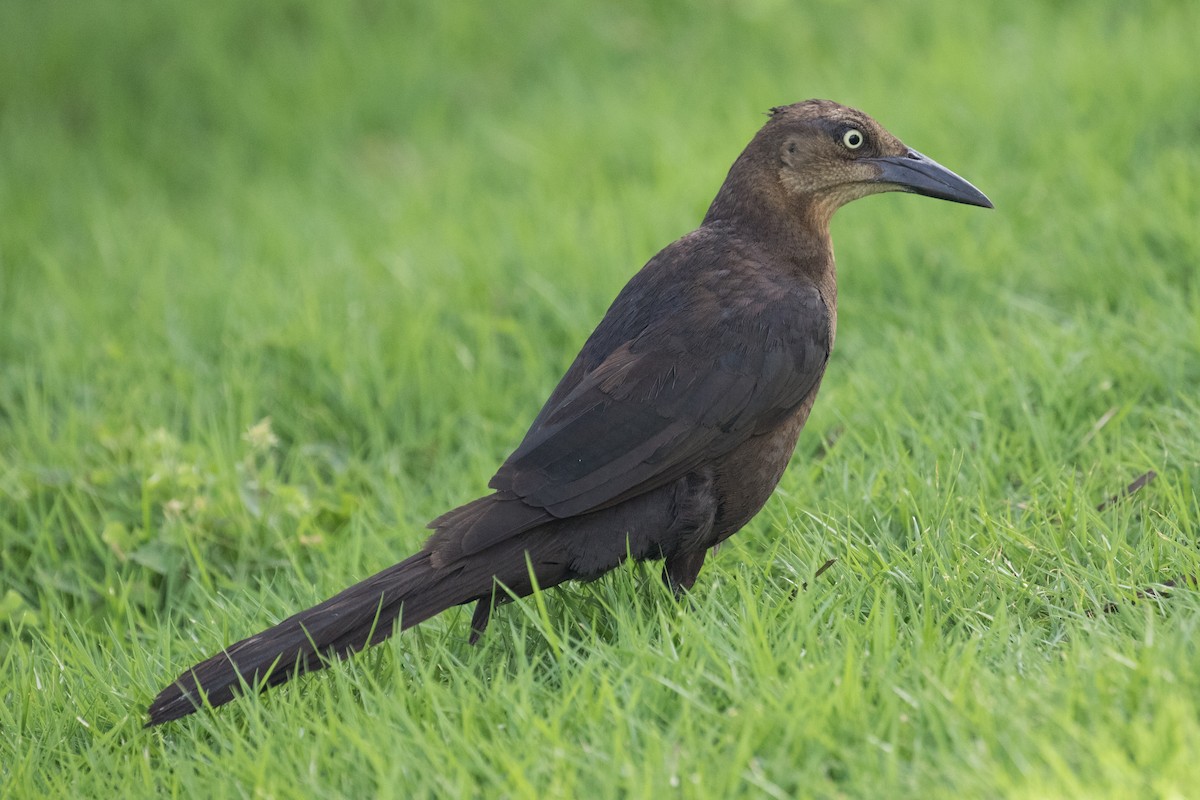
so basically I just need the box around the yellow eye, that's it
[842,128,865,150]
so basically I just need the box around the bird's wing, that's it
[466,283,830,552]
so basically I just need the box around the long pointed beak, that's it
[870,149,993,208]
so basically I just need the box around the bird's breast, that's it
[709,386,822,540]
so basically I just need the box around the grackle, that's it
[147,100,991,725]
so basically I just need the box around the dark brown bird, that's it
[147,99,991,725]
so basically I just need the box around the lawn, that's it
[2,1,1198,797]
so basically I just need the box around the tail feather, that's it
[146,551,462,726]
[147,517,581,726]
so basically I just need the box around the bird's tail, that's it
[146,550,473,726]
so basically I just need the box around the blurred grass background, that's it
[2,1,1198,797]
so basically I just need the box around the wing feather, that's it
[482,285,831,529]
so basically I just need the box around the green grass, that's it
[3,1,1199,797]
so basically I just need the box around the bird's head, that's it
[707,99,992,231]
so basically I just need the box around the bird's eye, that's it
[842,129,865,150]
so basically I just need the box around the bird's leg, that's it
[468,597,495,644]
[662,549,708,595]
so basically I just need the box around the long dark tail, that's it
[146,550,477,726]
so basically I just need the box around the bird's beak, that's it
[869,149,993,209]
